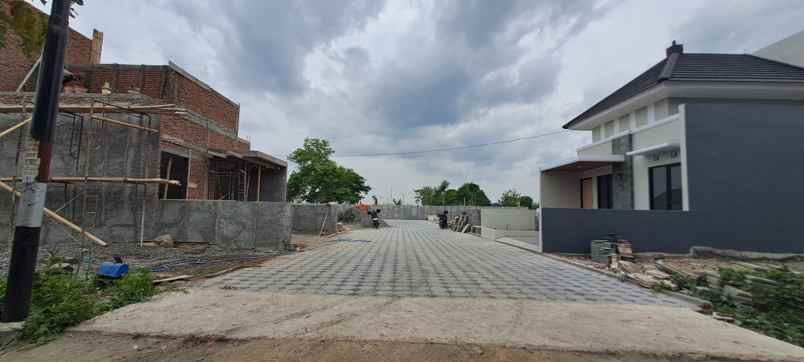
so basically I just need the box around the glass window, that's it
[592,126,601,142]
[650,163,682,210]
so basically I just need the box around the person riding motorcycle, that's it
[368,209,381,229]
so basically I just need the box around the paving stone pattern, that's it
[205,220,688,306]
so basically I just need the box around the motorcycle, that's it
[369,209,381,229]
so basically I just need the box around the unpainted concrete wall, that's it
[368,205,481,225]
[0,109,291,250]
[291,204,337,234]
[155,200,290,249]
[480,208,538,230]
[0,110,161,246]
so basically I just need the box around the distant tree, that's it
[456,183,491,206]
[415,181,492,206]
[414,186,436,205]
[518,195,534,209]
[498,189,522,207]
[287,138,370,204]
[392,198,402,206]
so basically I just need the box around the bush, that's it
[0,265,156,343]
[21,270,102,342]
[712,267,804,347]
[104,268,156,309]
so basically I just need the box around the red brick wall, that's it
[174,73,239,133]
[0,0,97,91]
[187,150,208,199]
[66,65,239,135]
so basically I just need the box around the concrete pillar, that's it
[611,135,634,209]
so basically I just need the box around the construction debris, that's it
[153,275,192,284]
[153,234,175,248]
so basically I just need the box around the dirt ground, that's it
[0,332,771,362]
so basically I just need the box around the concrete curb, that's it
[493,238,707,311]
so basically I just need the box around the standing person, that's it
[438,210,449,229]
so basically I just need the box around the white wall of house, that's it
[755,29,804,68]
[540,171,579,208]
[577,140,612,156]
[481,208,538,230]
[585,98,680,156]
[555,98,690,211]
[631,110,689,210]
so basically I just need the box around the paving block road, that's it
[206,220,689,306]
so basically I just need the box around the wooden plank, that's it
[0,118,31,139]
[0,180,107,246]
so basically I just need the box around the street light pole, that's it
[3,0,71,322]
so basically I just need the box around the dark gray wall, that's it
[541,208,694,253]
[542,101,804,254]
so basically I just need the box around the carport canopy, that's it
[539,155,625,172]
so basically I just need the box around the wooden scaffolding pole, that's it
[163,157,173,199]
[256,164,262,201]
[0,180,107,246]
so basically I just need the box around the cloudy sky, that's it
[40,0,804,203]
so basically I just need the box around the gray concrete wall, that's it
[0,110,291,250]
[291,204,337,234]
[155,200,290,249]
[542,101,804,254]
[0,110,161,246]
[370,205,481,225]
[480,207,537,230]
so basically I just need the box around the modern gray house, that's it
[539,41,804,254]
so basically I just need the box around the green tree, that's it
[287,138,370,204]
[456,183,491,206]
[498,189,522,207]
[518,195,534,209]
[415,181,492,206]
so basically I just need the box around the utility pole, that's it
[3,0,71,322]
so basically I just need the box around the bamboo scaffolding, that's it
[91,115,159,133]
[0,104,176,113]
[0,176,180,185]
[0,180,107,246]
[0,118,32,139]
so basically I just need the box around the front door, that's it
[581,178,594,209]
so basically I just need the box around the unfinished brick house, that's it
[1,0,287,203]
[1,0,291,248]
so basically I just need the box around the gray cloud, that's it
[56,0,804,201]
[164,0,386,95]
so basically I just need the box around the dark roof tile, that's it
[563,53,804,128]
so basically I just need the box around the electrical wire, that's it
[331,129,571,158]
